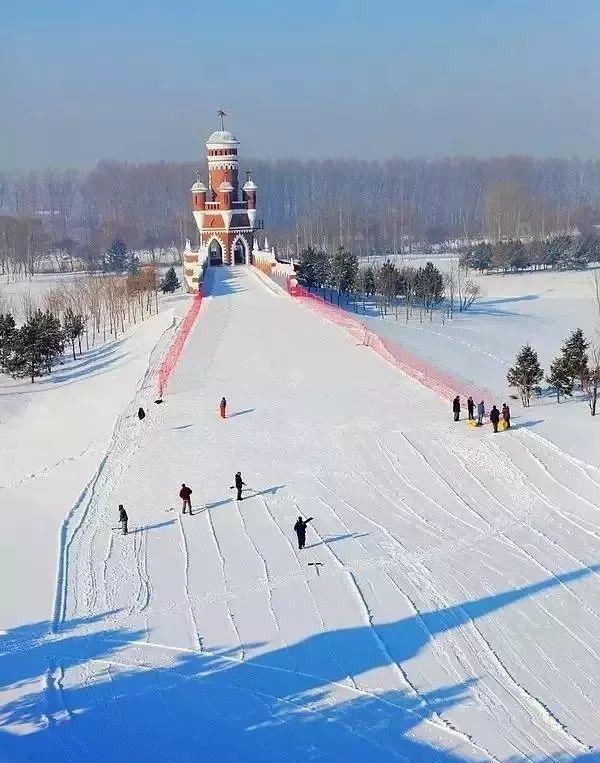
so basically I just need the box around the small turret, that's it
[191,178,207,211]
[243,170,257,227]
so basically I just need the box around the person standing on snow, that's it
[294,516,313,550]
[452,395,461,422]
[502,403,511,429]
[138,407,146,420]
[477,400,485,426]
[467,396,474,420]
[220,397,227,419]
[489,405,500,433]
[118,504,128,535]
[234,471,246,501]
[179,483,193,515]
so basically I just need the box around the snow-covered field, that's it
[2,266,600,761]
[358,267,600,467]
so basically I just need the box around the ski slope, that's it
[3,266,600,762]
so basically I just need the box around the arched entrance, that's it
[233,238,247,265]
[208,238,223,266]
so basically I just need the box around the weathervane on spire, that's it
[217,108,226,131]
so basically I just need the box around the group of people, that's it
[120,397,315,550]
[453,395,511,433]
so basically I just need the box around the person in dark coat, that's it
[220,397,227,419]
[179,483,193,514]
[467,396,474,420]
[137,407,145,420]
[118,504,128,535]
[489,405,500,433]
[501,403,511,429]
[234,471,246,501]
[452,396,461,422]
[294,516,313,549]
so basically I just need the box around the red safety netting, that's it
[286,277,491,404]
[157,288,203,397]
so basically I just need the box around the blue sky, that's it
[2,0,600,169]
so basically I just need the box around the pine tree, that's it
[561,328,588,387]
[363,266,376,296]
[160,266,181,293]
[546,355,573,403]
[0,312,16,372]
[469,243,492,273]
[63,308,85,360]
[507,344,544,407]
[296,247,317,289]
[8,311,64,383]
[106,238,128,273]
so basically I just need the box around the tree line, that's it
[507,329,600,415]
[296,247,481,321]
[3,155,600,274]
[462,233,600,274]
[0,265,164,382]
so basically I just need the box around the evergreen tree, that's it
[296,247,317,289]
[0,312,16,372]
[469,243,492,273]
[312,250,330,291]
[160,266,181,293]
[508,240,528,271]
[8,311,64,383]
[63,308,85,361]
[546,355,573,403]
[561,328,589,387]
[507,344,544,407]
[363,266,376,296]
[329,247,358,304]
[377,260,398,314]
[416,262,444,311]
[105,238,128,273]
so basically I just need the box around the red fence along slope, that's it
[157,289,203,397]
[287,279,491,404]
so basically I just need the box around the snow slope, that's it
[3,267,600,761]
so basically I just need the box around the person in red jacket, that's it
[179,483,193,515]
[220,397,227,419]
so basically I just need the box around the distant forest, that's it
[3,155,600,271]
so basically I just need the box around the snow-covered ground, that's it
[356,267,600,467]
[3,266,600,761]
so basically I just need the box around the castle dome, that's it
[206,130,239,148]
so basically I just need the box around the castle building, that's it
[183,115,268,291]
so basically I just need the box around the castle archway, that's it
[233,237,248,265]
[208,238,223,266]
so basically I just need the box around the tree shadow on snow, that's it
[51,340,126,384]
[2,564,599,761]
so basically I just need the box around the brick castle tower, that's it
[183,112,263,291]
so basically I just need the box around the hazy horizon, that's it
[3,1,600,171]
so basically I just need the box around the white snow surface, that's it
[2,267,600,761]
